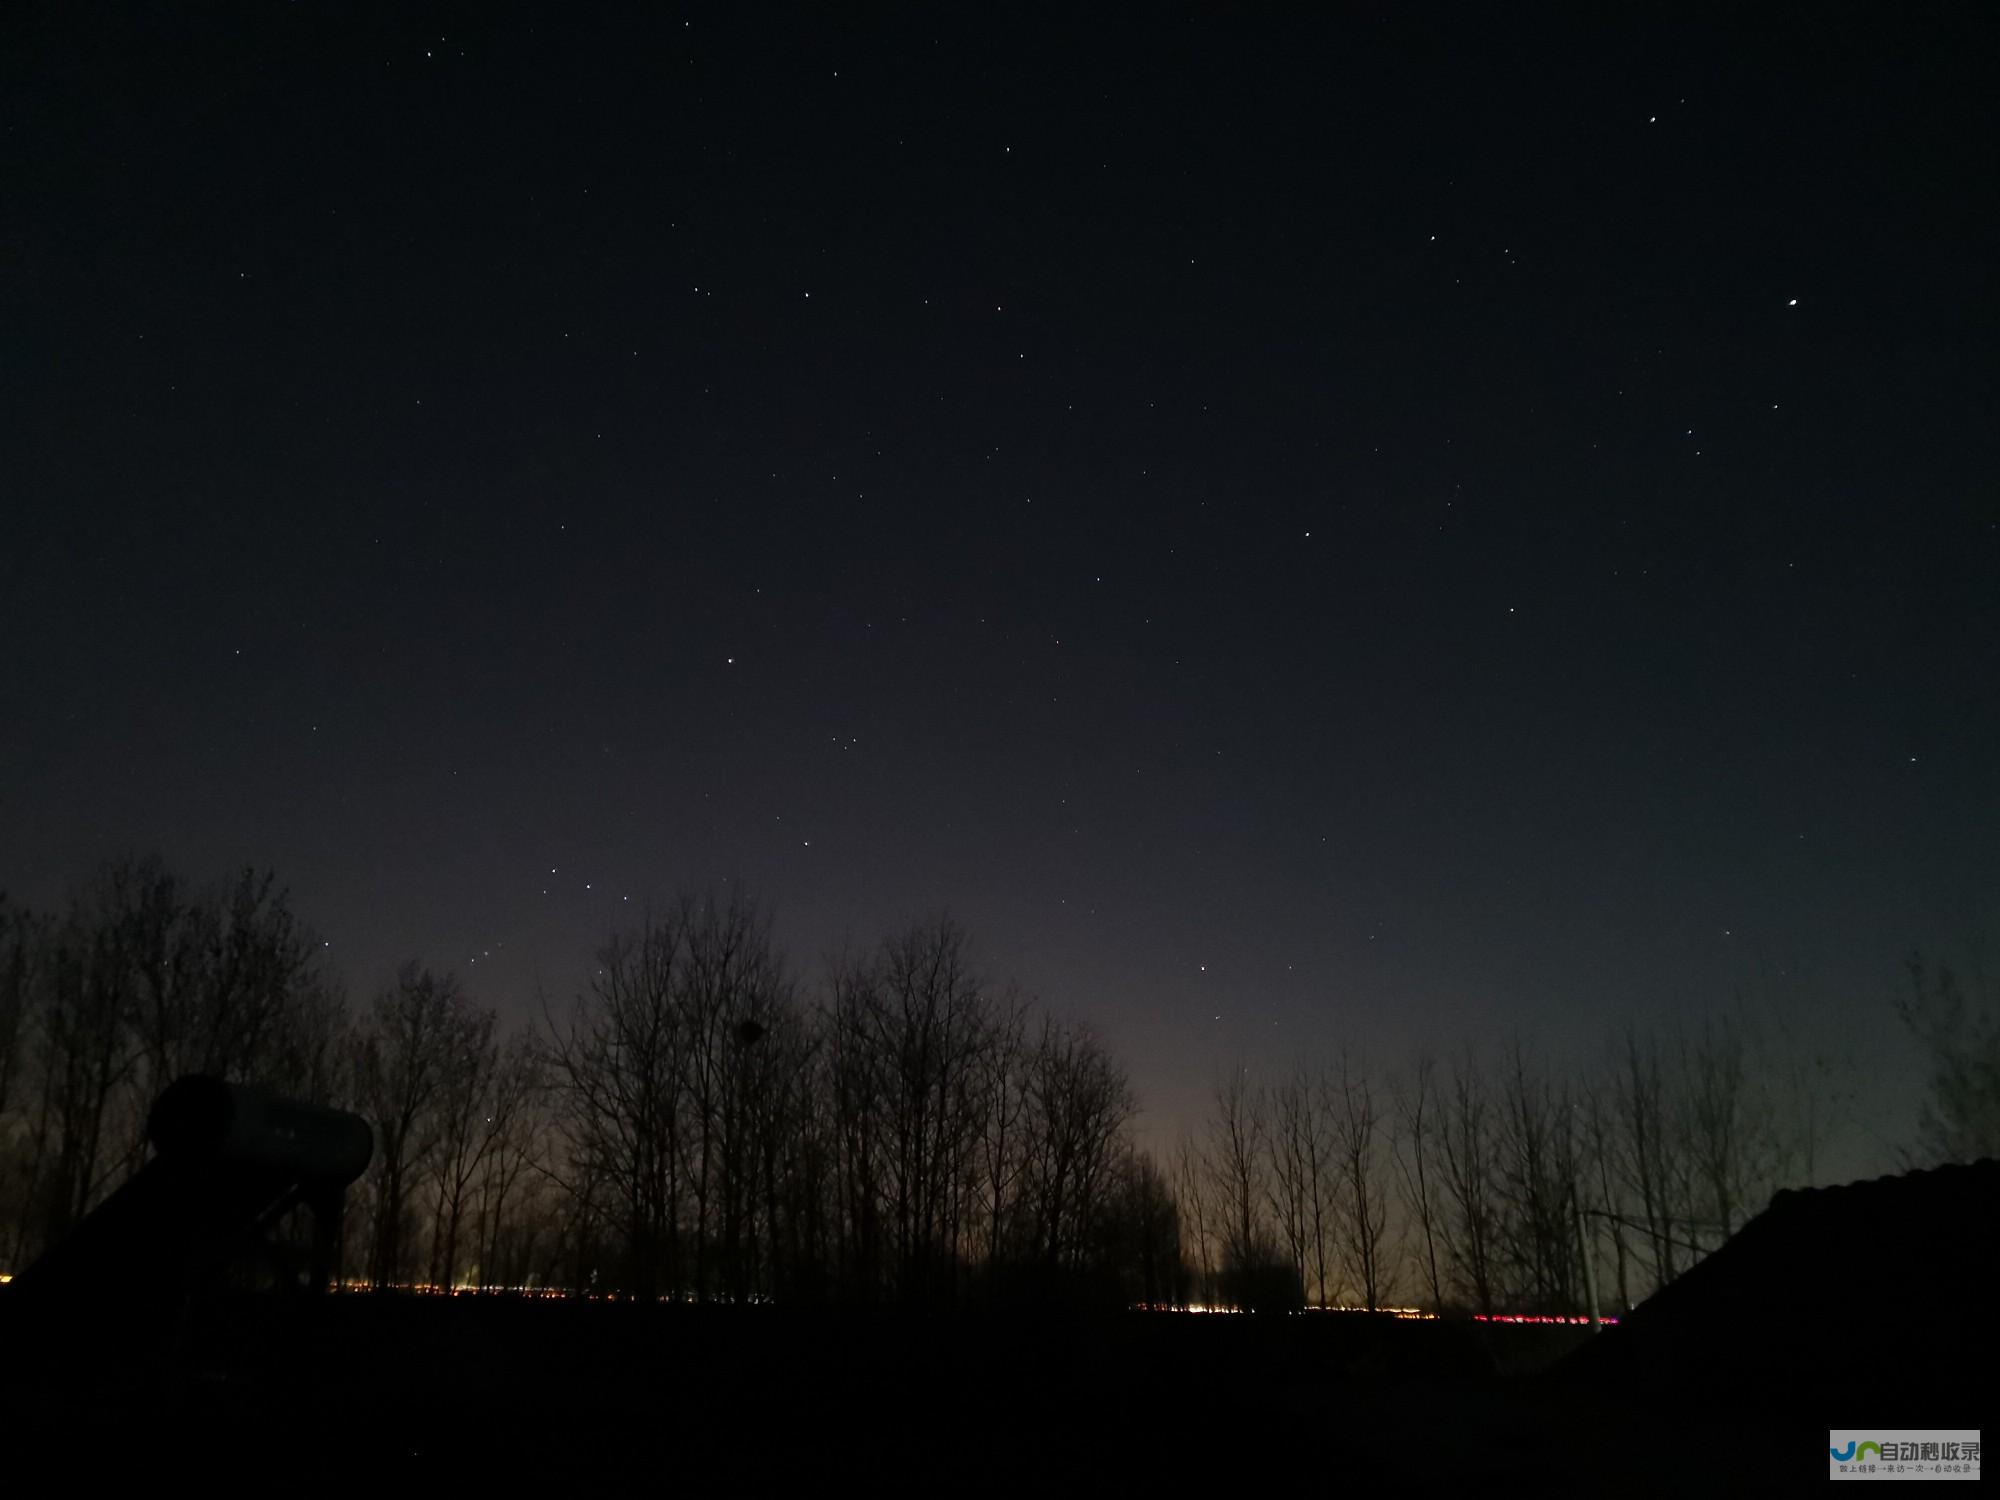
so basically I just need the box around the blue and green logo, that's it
[1831,1441,1882,1462]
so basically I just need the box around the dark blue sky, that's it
[5,3,1993,1168]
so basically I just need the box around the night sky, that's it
[6,5,1994,1166]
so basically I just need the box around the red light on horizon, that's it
[1471,1313,1618,1325]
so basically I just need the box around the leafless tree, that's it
[1392,1052,1446,1313]
[1205,1066,1266,1294]
[1676,1011,1768,1241]
[1328,1049,1392,1311]
[544,916,691,1299]
[972,992,1031,1286]
[1098,1147,1180,1306]
[127,865,324,1105]
[352,963,481,1287]
[1437,1045,1499,1316]
[1017,1016,1135,1276]
[836,917,991,1303]
[0,897,38,1132]
[1895,953,2000,1166]
[425,1004,503,1290]
[468,1032,546,1288]
[1264,1065,1337,1306]
[0,859,346,1268]
[1576,1079,1633,1310]
[825,946,889,1301]
[895,918,992,1300]
[0,899,35,1269]
[20,869,146,1254]
[1171,1132,1214,1306]
[1610,1026,1689,1288]
[1760,984,1849,1187]
[670,888,793,1300]
[743,992,826,1303]
[265,967,349,1109]
[1492,1041,1580,1312]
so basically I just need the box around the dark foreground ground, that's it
[0,1295,1863,1491]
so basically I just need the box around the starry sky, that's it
[5,4,1995,1166]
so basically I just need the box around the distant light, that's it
[1148,1303,1615,1324]
[1472,1313,1618,1325]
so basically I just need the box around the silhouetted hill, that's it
[1556,1158,1997,1410]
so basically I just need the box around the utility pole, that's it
[1574,1185,1602,1333]
[1567,1104,1602,1333]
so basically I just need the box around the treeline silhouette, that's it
[5,855,1935,1317]
[0,858,1171,1308]
[1178,1029,1839,1318]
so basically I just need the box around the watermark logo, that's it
[1829,1430,1978,1481]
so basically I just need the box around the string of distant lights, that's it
[1470,1312,1617,1325]
[8,1273,1614,1322]
[1104,1304,1616,1328]
[317,1284,1616,1320]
